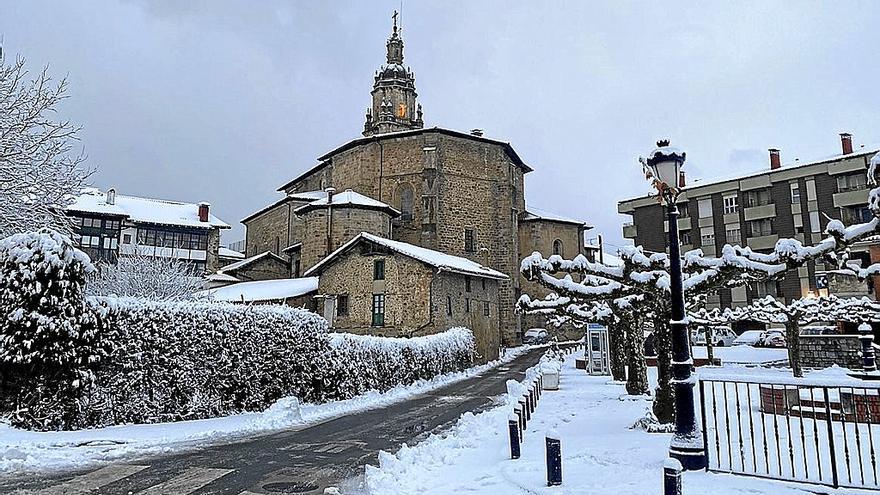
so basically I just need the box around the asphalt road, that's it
[1,347,547,495]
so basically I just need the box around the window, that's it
[680,231,692,245]
[678,202,690,218]
[552,239,563,257]
[753,280,778,297]
[723,195,739,214]
[371,294,385,326]
[446,295,453,316]
[700,227,715,248]
[465,298,471,313]
[483,301,490,317]
[837,174,868,193]
[397,183,414,222]
[725,227,741,245]
[337,295,349,317]
[790,183,801,204]
[809,211,821,233]
[841,206,872,224]
[123,233,132,244]
[373,259,385,280]
[698,198,713,218]
[294,260,301,278]
[482,278,487,290]
[465,277,471,292]
[464,229,475,252]
[748,219,774,237]
[744,189,772,207]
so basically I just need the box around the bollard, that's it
[509,414,521,459]
[663,459,683,495]
[859,323,877,372]
[515,406,525,434]
[526,393,534,415]
[520,398,531,422]
[546,431,562,486]
[530,387,537,410]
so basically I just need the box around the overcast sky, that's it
[5,1,880,251]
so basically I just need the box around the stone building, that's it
[304,233,507,360]
[66,187,229,274]
[242,16,591,344]
[618,133,879,312]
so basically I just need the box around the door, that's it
[323,296,336,327]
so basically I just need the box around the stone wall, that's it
[799,335,863,370]
[206,227,221,274]
[315,246,502,362]
[517,218,585,340]
[299,206,393,271]
[225,255,290,282]
[243,199,300,257]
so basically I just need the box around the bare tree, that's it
[0,54,92,237]
[86,248,205,301]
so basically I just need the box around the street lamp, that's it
[641,140,707,470]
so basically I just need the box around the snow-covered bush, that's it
[0,230,107,429]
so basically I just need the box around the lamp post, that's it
[641,140,707,470]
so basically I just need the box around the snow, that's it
[217,251,285,273]
[293,189,401,216]
[521,206,589,227]
[363,352,821,495]
[306,232,508,280]
[196,277,319,303]
[691,346,788,364]
[0,346,533,475]
[67,188,230,229]
[218,247,245,259]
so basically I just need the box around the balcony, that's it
[623,223,637,239]
[833,189,869,208]
[747,234,779,251]
[663,216,692,232]
[743,203,776,221]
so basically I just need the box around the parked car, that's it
[732,330,765,346]
[756,329,787,348]
[800,325,838,336]
[523,328,550,345]
[643,331,657,357]
[692,326,737,347]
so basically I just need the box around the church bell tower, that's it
[363,11,424,136]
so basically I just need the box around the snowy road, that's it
[0,347,548,495]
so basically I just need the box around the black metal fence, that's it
[698,375,880,490]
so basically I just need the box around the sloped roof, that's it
[218,247,245,260]
[241,190,327,224]
[305,232,508,280]
[206,272,240,283]
[219,251,288,274]
[278,126,533,192]
[521,206,591,228]
[67,188,230,229]
[293,189,401,217]
[197,277,318,303]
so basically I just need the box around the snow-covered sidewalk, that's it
[363,351,826,494]
[0,346,533,475]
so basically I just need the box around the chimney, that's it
[470,128,484,137]
[106,188,116,205]
[325,187,336,203]
[678,171,686,188]
[198,202,210,222]
[840,133,853,155]
[769,148,781,170]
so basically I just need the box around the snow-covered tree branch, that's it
[0,54,92,238]
[86,248,206,301]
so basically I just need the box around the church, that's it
[240,14,591,359]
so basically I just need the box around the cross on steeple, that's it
[392,10,399,33]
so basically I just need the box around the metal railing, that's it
[699,375,880,490]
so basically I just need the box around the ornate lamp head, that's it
[640,139,686,204]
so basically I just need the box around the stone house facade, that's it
[218,251,291,282]
[305,233,507,361]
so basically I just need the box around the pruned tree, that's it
[86,248,205,301]
[520,150,880,422]
[0,54,92,238]
[692,295,880,377]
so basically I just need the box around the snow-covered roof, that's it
[305,232,508,280]
[205,272,240,283]
[288,190,326,202]
[67,188,230,229]
[293,189,401,217]
[218,247,245,260]
[198,277,318,303]
[219,251,288,274]
[521,206,591,228]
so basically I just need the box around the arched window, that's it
[552,239,563,257]
[397,183,414,222]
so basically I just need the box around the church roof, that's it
[277,127,533,192]
[292,189,401,217]
[305,232,509,281]
[521,206,592,228]
[240,190,326,223]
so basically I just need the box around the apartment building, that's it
[618,133,879,310]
